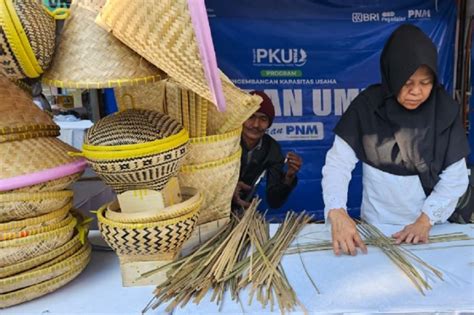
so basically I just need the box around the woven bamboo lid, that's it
[0,76,59,141]
[42,0,165,89]
[85,109,184,146]
[97,0,222,108]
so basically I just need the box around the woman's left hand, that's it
[392,213,432,244]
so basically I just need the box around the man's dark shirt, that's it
[238,134,297,208]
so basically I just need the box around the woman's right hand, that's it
[328,208,367,256]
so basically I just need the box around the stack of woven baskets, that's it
[0,77,90,308]
[79,109,202,265]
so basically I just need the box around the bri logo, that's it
[352,12,380,23]
[253,48,307,67]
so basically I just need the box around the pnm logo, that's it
[352,12,380,23]
[408,9,431,19]
[253,48,307,67]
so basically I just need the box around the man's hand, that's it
[232,181,252,208]
[328,208,367,256]
[392,212,432,244]
[284,152,302,184]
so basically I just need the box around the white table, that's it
[4,224,474,315]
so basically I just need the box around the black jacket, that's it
[238,134,296,208]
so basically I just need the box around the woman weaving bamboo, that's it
[322,24,470,256]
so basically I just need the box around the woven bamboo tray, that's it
[0,243,90,308]
[97,200,200,262]
[3,173,83,194]
[0,0,56,79]
[179,148,241,225]
[0,190,73,223]
[0,215,76,268]
[184,128,241,165]
[0,232,83,278]
[42,0,164,89]
[106,187,202,223]
[0,202,71,241]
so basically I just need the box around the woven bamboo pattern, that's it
[97,0,216,105]
[0,137,83,181]
[0,232,82,278]
[179,149,241,224]
[184,128,242,165]
[114,81,166,113]
[0,202,71,241]
[0,190,73,223]
[0,244,90,308]
[97,202,199,260]
[0,76,59,142]
[4,173,82,194]
[105,187,202,223]
[43,0,164,89]
[0,242,90,294]
[0,215,76,268]
[0,0,56,79]
[207,78,262,135]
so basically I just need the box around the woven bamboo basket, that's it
[0,0,56,79]
[114,80,166,114]
[106,187,202,223]
[97,0,220,107]
[4,173,83,194]
[97,199,200,262]
[0,190,73,223]
[0,232,83,278]
[179,148,241,224]
[184,128,241,165]
[0,244,90,308]
[0,137,87,192]
[43,0,165,89]
[207,78,262,135]
[0,241,90,294]
[82,109,189,194]
[0,202,71,241]
[0,215,76,268]
[0,76,59,142]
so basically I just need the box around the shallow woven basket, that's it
[0,232,83,278]
[105,187,202,223]
[179,148,241,224]
[207,77,262,135]
[0,202,71,241]
[82,109,189,193]
[0,76,59,142]
[0,243,90,308]
[184,128,241,165]
[0,215,76,268]
[0,190,73,223]
[0,137,86,192]
[0,0,56,79]
[114,80,166,114]
[3,173,83,194]
[97,199,200,262]
[97,0,217,106]
[43,0,165,89]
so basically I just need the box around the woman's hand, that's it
[392,213,432,244]
[328,208,367,256]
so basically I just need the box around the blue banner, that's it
[207,0,457,220]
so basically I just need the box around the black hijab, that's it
[334,24,470,195]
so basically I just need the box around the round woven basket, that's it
[0,215,76,268]
[6,173,83,194]
[0,232,82,278]
[82,109,189,193]
[97,198,200,261]
[0,190,73,223]
[0,137,87,192]
[0,76,59,142]
[184,128,241,165]
[0,0,56,79]
[105,187,202,223]
[0,202,71,241]
[42,0,165,89]
[179,148,241,225]
[0,243,90,308]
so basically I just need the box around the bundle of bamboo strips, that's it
[141,200,312,313]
